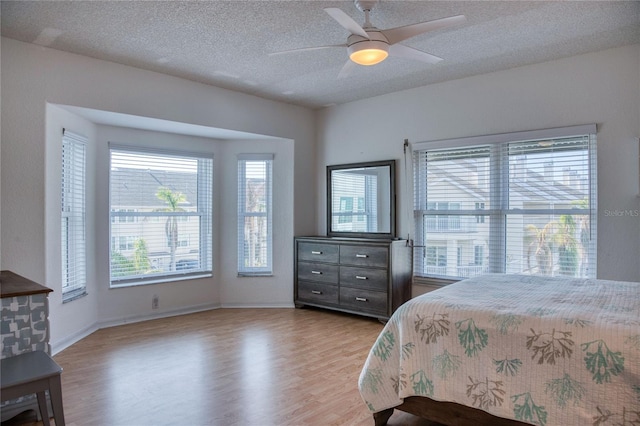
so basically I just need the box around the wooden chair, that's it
[1,351,65,426]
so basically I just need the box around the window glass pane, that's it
[109,148,212,286]
[425,247,439,278]
[243,161,267,212]
[331,172,378,232]
[508,137,590,208]
[416,233,488,277]
[241,216,269,269]
[423,147,492,210]
[61,131,87,301]
[506,213,591,277]
[238,158,273,274]
[424,212,470,232]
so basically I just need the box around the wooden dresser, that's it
[294,237,412,321]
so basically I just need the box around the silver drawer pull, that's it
[355,297,368,302]
[311,251,323,255]
[311,290,322,295]
[311,270,322,275]
[355,254,368,258]
[356,275,368,280]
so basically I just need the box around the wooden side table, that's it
[1,351,65,426]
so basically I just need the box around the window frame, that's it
[108,144,213,287]
[237,154,274,276]
[61,130,87,302]
[412,124,597,281]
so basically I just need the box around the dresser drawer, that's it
[297,261,339,284]
[297,242,339,263]
[298,281,339,304]
[340,266,388,291]
[340,287,387,314]
[339,245,388,267]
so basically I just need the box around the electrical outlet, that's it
[152,295,159,309]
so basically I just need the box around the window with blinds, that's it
[413,125,597,280]
[61,130,87,302]
[109,146,213,286]
[237,154,273,275]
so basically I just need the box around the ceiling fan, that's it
[269,0,466,78]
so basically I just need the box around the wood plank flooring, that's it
[2,308,442,426]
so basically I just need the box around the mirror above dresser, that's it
[327,160,396,239]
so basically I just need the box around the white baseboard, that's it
[97,302,221,329]
[220,302,295,308]
[51,323,100,355]
[51,302,221,355]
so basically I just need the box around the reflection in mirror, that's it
[327,160,395,239]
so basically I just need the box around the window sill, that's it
[413,276,459,287]
[62,289,88,304]
[110,272,212,288]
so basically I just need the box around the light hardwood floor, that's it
[3,308,441,426]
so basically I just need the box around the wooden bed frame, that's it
[373,396,531,426]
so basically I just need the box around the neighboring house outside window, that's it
[474,245,484,266]
[413,125,597,280]
[425,245,447,276]
[61,130,87,302]
[109,145,213,287]
[475,202,485,223]
[339,197,354,224]
[426,201,462,231]
[237,154,273,275]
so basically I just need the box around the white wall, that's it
[44,104,100,349]
[218,140,295,307]
[1,37,315,353]
[318,44,640,282]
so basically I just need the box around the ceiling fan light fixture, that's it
[348,40,389,66]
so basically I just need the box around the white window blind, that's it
[413,125,597,280]
[237,154,273,275]
[61,130,87,302]
[109,145,213,286]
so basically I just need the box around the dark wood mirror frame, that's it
[326,159,396,239]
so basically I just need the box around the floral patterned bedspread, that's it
[358,274,640,426]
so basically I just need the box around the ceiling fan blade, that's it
[337,60,358,79]
[324,7,370,39]
[389,44,443,64]
[381,15,466,45]
[269,44,347,56]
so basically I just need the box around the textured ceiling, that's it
[2,1,639,109]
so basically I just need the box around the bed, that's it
[358,274,640,426]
